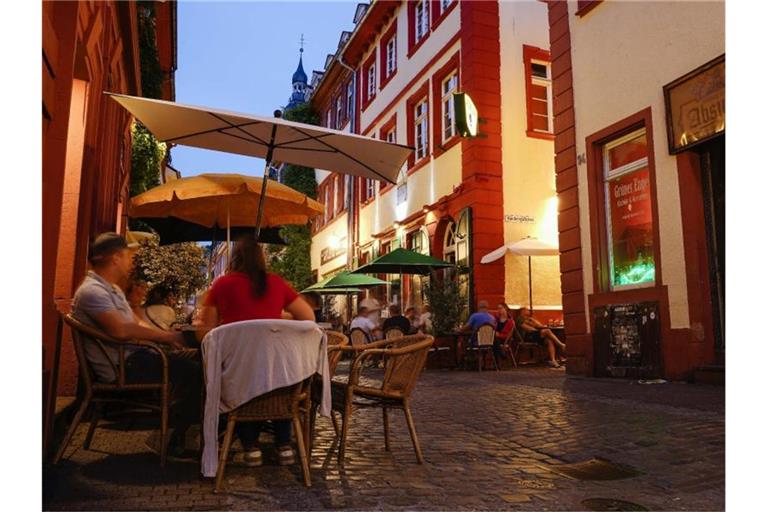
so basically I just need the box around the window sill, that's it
[575,1,603,17]
[361,95,376,113]
[380,69,398,90]
[433,135,462,158]
[431,1,458,32]
[407,34,430,59]
[526,130,555,141]
[407,156,430,176]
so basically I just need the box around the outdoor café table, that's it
[200,319,330,478]
[439,331,465,369]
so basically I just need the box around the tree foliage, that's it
[137,1,163,100]
[130,122,165,198]
[423,273,465,335]
[266,102,320,290]
[132,239,207,302]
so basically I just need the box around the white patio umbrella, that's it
[480,237,559,312]
[108,93,413,237]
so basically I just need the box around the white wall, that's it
[499,0,561,308]
[568,0,724,328]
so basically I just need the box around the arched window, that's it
[443,220,457,264]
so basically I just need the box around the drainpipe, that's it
[337,55,357,273]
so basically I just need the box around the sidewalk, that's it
[44,368,724,511]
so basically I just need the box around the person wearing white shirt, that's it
[360,295,382,325]
[350,306,381,339]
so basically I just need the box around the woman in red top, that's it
[494,303,516,361]
[199,236,314,467]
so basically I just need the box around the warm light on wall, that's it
[329,234,341,250]
[539,195,559,245]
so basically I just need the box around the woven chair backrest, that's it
[475,323,496,347]
[385,327,404,339]
[63,313,121,388]
[325,330,350,377]
[349,327,370,347]
[381,335,434,397]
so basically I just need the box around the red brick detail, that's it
[548,0,568,27]
[554,126,575,153]
[564,312,588,336]
[559,248,582,273]
[558,227,581,252]
[552,72,573,103]
[461,0,505,307]
[549,15,570,44]
[576,1,603,17]
[558,186,579,212]
[557,206,580,232]
[553,87,573,116]
[555,145,575,169]
[551,51,572,81]
[561,269,584,295]
[556,165,578,192]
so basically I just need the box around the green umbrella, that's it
[307,271,388,289]
[351,248,454,276]
[301,285,362,294]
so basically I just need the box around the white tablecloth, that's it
[200,319,330,477]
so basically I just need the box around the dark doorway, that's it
[697,135,725,354]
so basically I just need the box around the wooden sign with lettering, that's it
[664,54,725,154]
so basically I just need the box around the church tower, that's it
[286,37,310,110]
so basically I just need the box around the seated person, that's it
[460,300,497,346]
[143,284,179,331]
[302,291,324,323]
[125,278,151,328]
[515,306,566,368]
[383,304,411,335]
[198,235,315,467]
[72,233,201,457]
[405,306,421,333]
[494,303,516,359]
[418,304,433,333]
[350,306,381,340]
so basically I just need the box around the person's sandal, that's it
[232,449,262,467]
[277,445,295,466]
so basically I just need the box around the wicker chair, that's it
[513,326,546,365]
[53,314,171,466]
[384,327,405,339]
[348,327,371,348]
[309,330,349,446]
[465,324,499,371]
[214,377,313,491]
[331,334,434,465]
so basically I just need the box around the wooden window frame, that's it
[361,51,377,111]
[586,107,662,295]
[431,0,458,32]
[379,21,398,89]
[523,44,554,141]
[379,113,398,193]
[408,0,431,58]
[431,51,461,158]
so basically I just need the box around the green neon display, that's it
[614,259,655,286]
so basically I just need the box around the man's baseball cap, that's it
[88,232,139,263]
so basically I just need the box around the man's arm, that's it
[93,310,183,348]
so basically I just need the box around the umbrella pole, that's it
[227,205,231,260]
[528,256,533,313]
[254,114,280,239]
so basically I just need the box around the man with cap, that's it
[72,232,201,456]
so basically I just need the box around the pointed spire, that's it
[292,35,308,85]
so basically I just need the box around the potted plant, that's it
[423,273,466,368]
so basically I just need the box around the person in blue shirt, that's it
[460,300,497,346]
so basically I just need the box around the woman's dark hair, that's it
[498,302,512,317]
[229,235,268,297]
[146,284,172,306]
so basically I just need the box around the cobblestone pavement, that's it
[44,368,724,511]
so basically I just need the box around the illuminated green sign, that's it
[454,92,478,137]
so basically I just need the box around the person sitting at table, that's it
[383,304,411,335]
[125,277,151,327]
[72,232,201,458]
[493,303,516,360]
[198,235,315,467]
[350,306,382,340]
[460,300,497,346]
[515,306,566,368]
[418,304,433,333]
[301,291,324,323]
[405,306,421,333]
[143,284,179,331]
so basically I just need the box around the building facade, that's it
[43,0,177,453]
[544,0,725,381]
[310,0,560,321]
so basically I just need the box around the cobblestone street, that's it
[44,368,724,511]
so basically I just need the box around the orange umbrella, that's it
[129,173,323,229]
